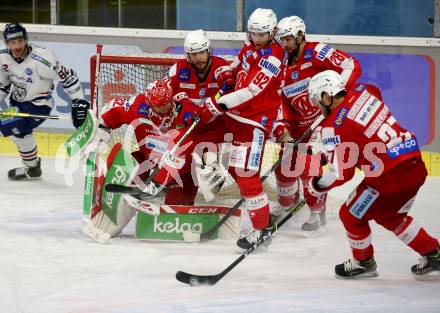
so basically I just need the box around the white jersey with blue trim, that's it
[0,44,85,108]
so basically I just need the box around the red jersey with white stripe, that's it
[168,56,229,105]
[280,41,361,138]
[311,83,421,190]
[217,40,285,132]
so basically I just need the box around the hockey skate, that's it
[8,158,42,181]
[335,257,378,279]
[411,247,440,281]
[301,207,326,237]
[236,226,273,252]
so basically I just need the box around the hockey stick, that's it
[105,116,201,194]
[183,114,325,243]
[0,111,69,120]
[176,199,306,286]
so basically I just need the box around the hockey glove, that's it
[198,96,227,124]
[214,65,236,88]
[304,177,328,210]
[71,98,90,129]
[173,92,198,126]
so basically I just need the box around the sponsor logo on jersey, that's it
[179,83,196,89]
[334,107,349,127]
[138,103,150,115]
[145,137,168,154]
[258,47,272,56]
[304,49,313,61]
[348,91,371,120]
[300,62,312,70]
[178,68,190,81]
[283,78,310,98]
[291,71,299,81]
[199,88,206,98]
[208,82,218,88]
[30,54,51,67]
[386,138,419,159]
[354,96,381,126]
[258,58,280,76]
[349,188,379,219]
[364,106,389,138]
[354,83,366,92]
[316,44,332,61]
[322,135,341,146]
[25,68,33,75]
[248,128,264,171]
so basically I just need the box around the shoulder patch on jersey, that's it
[138,103,150,115]
[178,68,190,81]
[30,53,52,67]
[258,56,281,76]
[333,107,349,127]
[258,47,272,56]
[304,49,313,61]
[354,83,366,92]
[316,43,333,61]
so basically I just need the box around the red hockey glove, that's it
[214,65,236,88]
[197,96,227,124]
[272,121,287,142]
[304,177,328,210]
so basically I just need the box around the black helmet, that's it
[3,22,28,42]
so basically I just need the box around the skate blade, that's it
[335,270,379,279]
[413,270,440,281]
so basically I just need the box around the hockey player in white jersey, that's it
[0,22,90,180]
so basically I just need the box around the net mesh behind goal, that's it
[90,53,281,203]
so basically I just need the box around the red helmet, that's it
[145,79,173,110]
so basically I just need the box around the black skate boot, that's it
[236,226,273,251]
[8,158,42,181]
[301,206,326,236]
[335,257,378,279]
[411,247,440,281]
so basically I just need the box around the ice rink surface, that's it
[0,156,439,313]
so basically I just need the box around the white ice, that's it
[0,155,439,313]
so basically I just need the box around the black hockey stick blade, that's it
[176,200,306,286]
[104,184,143,195]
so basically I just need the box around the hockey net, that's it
[90,53,281,203]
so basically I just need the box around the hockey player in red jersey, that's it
[168,29,234,105]
[306,70,440,280]
[272,16,362,236]
[194,8,285,250]
[101,78,201,205]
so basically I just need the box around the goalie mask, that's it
[145,79,175,131]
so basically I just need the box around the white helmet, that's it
[276,16,306,41]
[308,70,346,107]
[247,8,277,34]
[184,29,211,54]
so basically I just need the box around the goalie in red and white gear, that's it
[193,8,285,250]
[272,15,362,236]
[100,78,202,205]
